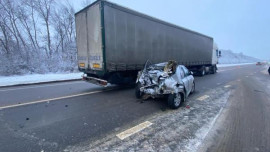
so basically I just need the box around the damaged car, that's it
[135,60,195,109]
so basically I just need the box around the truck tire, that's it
[200,67,206,76]
[210,66,216,74]
[135,83,143,99]
[168,93,182,109]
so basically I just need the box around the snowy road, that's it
[199,65,270,152]
[0,64,269,152]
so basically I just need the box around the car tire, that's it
[190,82,195,94]
[168,93,182,109]
[135,83,143,99]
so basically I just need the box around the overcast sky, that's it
[70,0,270,60]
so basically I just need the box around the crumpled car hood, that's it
[137,62,184,96]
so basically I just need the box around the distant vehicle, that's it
[135,60,195,109]
[256,62,262,65]
[75,0,220,86]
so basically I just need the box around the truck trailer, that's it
[75,0,220,86]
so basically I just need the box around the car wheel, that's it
[135,83,143,99]
[190,82,195,94]
[168,93,182,109]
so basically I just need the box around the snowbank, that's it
[0,73,83,87]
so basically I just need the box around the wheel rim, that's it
[202,69,205,75]
[174,93,181,106]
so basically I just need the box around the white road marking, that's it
[197,95,210,101]
[246,76,249,77]
[116,121,153,140]
[224,85,231,88]
[0,89,114,110]
[0,81,84,92]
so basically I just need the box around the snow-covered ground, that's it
[217,62,255,67]
[219,50,260,64]
[0,73,83,87]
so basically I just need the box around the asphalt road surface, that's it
[200,65,270,152]
[0,64,269,152]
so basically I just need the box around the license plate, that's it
[79,63,85,67]
[93,63,101,68]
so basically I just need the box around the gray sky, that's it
[70,0,270,60]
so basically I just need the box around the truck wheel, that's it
[168,93,182,109]
[200,67,206,76]
[135,83,143,99]
[210,66,216,74]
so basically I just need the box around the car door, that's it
[176,66,189,94]
[181,66,192,95]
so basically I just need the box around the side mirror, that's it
[219,50,221,57]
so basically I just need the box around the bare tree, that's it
[0,0,28,56]
[33,0,54,58]
[0,17,11,54]
[20,0,41,50]
[81,0,93,7]
[0,0,78,76]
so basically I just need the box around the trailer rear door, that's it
[87,3,103,70]
[76,9,88,69]
[76,3,104,71]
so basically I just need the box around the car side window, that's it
[182,66,189,77]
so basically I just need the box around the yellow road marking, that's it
[197,95,209,101]
[0,89,114,110]
[116,121,153,140]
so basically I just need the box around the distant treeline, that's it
[0,0,78,76]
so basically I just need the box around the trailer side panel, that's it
[103,3,213,71]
